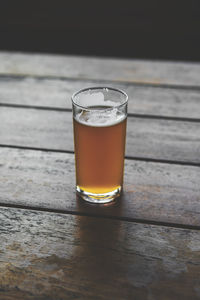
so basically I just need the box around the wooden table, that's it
[0,52,200,300]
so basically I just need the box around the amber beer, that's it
[74,114,126,194]
[72,87,128,203]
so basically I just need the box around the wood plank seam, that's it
[0,144,200,167]
[0,202,200,231]
[0,103,200,123]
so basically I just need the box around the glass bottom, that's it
[76,186,121,204]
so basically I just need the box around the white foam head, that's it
[73,89,127,127]
[76,108,125,127]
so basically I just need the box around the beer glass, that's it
[72,87,128,204]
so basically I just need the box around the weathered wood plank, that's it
[0,51,200,87]
[0,148,199,226]
[0,107,199,163]
[0,76,200,119]
[0,206,200,300]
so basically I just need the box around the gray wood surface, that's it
[0,147,199,226]
[0,76,200,119]
[0,51,200,87]
[0,206,200,300]
[1,51,200,300]
[0,107,199,164]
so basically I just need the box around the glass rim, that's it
[71,86,128,111]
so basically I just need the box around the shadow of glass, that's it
[72,209,122,287]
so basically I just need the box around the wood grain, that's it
[0,206,200,299]
[0,76,200,119]
[1,50,200,300]
[0,107,199,163]
[0,51,200,87]
[0,147,199,226]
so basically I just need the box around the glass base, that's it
[76,186,121,204]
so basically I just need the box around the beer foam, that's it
[75,108,125,127]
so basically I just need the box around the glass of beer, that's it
[72,87,128,204]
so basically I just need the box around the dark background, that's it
[0,0,200,61]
